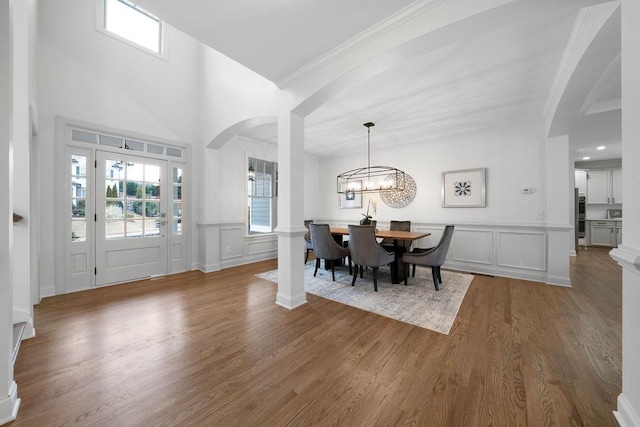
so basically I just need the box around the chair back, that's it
[381,220,411,248]
[431,225,455,265]
[303,220,313,242]
[348,225,394,268]
[309,224,348,261]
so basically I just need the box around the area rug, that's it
[256,262,474,335]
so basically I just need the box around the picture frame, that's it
[338,185,363,209]
[607,208,622,219]
[442,168,486,208]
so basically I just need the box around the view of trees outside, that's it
[104,160,161,239]
[71,156,172,242]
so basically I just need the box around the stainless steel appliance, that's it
[578,195,585,238]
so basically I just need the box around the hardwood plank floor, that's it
[11,248,621,426]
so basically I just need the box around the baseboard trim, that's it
[615,393,640,427]
[0,382,20,425]
[276,292,307,310]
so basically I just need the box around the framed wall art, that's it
[442,168,486,208]
[338,186,363,209]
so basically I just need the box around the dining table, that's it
[329,227,431,284]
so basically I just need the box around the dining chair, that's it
[380,220,412,252]
[304,219,314,263]
[348,225,395,292]
[402,225,454,291]
[309,224,351,281]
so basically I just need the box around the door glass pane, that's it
[145,201,160,217]
[145,164,160,182]
[127,181,143,197]
[127,162,144,181]
[72,220,86,242]
[106,219,124,240]
[106,201,124,218]
[146,183,160,200]
[173,219,181,234]
[126,220,144,238]
[145,219,160,237]
[71,155,88,242]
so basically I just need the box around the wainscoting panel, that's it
[247,237,278,256]
[497,231,547,271]
[172,243,183,260]
[71,253,87,274]
[450,229,493,265]
[413,226,445,249]
[220,226,244,260]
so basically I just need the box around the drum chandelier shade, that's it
[337,122,407,194]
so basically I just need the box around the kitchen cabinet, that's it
[575,170,587,196]
[587,169,622,204]
[588,220,622,247]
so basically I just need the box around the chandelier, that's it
[337,122,407,194]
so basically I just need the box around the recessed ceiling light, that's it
[582,156,591,160]
[597,146,606,150]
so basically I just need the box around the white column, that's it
[545,135,571,286]
[0,0,19,423]
[12,0,34,338]
[274,111,307,309]
[612,1,640,425]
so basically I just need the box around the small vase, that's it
[360,217,372,225]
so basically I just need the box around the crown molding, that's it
[275,0,448,89]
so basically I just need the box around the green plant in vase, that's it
[360,198,377,225]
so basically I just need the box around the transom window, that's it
[100,0,164,55]
[247,158,278,235]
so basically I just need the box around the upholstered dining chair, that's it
[348,225,395,292]
[402,225,454,291]
[309,224,351,281]
[380,220,412,252]
[304,220,314,263]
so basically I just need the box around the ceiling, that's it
[134,0,622,162]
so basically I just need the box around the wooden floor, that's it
[12,248,621,426]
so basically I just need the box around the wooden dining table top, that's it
[329,227,430,241]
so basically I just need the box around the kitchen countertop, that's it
[586,218,623,222]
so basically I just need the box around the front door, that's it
[95,151,168,285]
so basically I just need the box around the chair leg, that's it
[373,267,378,292]
[314,258,320,277]
[432,267,440,291]
[305,249,310,264]
[351,265,358,286]
[412,264,416,277]
[359,265,363,278]
[437,266,442,284]
[331,260,336,281]
[348,257,352,275]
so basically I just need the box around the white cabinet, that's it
[588,220,622,247]
[575,170,587,196]
[587,169,622,204]
[612,169,622,204]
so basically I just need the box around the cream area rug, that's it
[256,262,473,335]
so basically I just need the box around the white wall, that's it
[320,120,546,224]
[36,0,203,292]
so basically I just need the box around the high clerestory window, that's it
[98,0,165,57]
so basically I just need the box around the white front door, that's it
[95,151,168,286]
